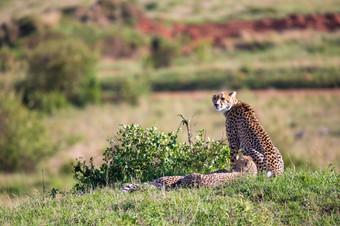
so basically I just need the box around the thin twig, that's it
[178,114,192,149]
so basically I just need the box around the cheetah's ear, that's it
[229,91,236,98]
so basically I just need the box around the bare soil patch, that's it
[138,13,340,47]
[152,88,340,100]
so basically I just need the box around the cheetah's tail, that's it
[122,183,141,193]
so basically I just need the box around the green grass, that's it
[0,0,95,23]
[152,66,340,91]
[175,31,340,67]
[55,16,148,48]
[101,63,340,92]
[2,0,340,24]
[0,169,339,224]
[0,173,74,207]
[137,0,340,23]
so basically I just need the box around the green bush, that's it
[0,92,55,172]
[73,124,230,191]
[21,38,101,112]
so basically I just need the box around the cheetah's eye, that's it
[221,98,225,101]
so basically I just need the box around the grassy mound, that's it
[1,169,338,224]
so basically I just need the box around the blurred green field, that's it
[99,31,340,94]
[0,173,74,207]
[1,0,340,209]
[2,89,339,206]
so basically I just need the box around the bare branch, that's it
[178,114,192,149]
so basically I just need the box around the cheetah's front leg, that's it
[226,128,240,171]
[228,138,241,171]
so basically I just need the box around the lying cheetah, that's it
[123,155,257,193]
[212,91,284,177]
[122,175,184,193]
[177,155,257,188]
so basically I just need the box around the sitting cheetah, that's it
[212,91,284,177]
[123,155,257,193]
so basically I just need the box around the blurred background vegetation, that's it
[0,0,339,206]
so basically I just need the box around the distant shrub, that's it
[17,15,44,37]
[119,74,150,105]
[20,38,101,112]
[121,2,139,26]
[194,39,212,62]
[246,6,278,17]
[101,74,150,105]
[73,123,230,191]
[148,36,178,68]
[145,2,158,11]
[0,47,17,72]
[25,91,69,114]
[0,92,55,172]
[0,15,43,47]
[23,30,66,50]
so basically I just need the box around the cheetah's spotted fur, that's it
[122,155,257,193]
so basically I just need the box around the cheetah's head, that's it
[212,91,238,115]
[234,155,258,176]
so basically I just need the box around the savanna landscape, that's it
[0,0,339,224]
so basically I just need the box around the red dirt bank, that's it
[137,13,340,47]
